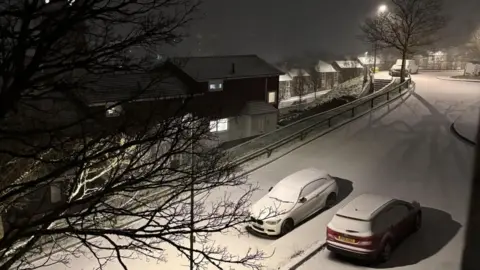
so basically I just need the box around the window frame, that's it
[268,91,276,104]
[209,118,229,133]
[106,103,123,117]
[299,179,323,199]
[208,80,224,91]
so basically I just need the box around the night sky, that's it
[172,0,480,62]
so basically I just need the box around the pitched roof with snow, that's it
[357,56,375,65]
[279,74,293,81]
[335,60,363,69]
[315,60,337,73]
[287,68,310,77]
[81,71,192,104]
[171,55,284,82]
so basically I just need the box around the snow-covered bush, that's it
[307,76,365,109]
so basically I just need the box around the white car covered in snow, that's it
[389,59,419,76]
[249,168,338,236]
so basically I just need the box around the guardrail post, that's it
[351,107,355,117]
[300,131,306,141]
[370,98,374,108]
[387,92,390,100]
[327,118,331,128]
[266,149,273,158]
[398,87,401,94]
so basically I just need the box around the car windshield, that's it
[332,214,372,232]
[268,184,299,203]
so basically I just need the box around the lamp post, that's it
[183,113,195,270]
[373,4,388,73]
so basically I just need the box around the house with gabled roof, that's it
[314,60,340,89]
[332,60,364,83]
[81,54,284,144]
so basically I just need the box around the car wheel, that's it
[280,218,294,236]
[325,193,337,209]
[378,241,392,263]
[413,213,422,232]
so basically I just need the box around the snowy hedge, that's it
[306,76,365,109]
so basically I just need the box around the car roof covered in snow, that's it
[336,193,395,221]
[277,168,329,188]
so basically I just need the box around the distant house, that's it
[314,60,339,89]
[332,60,364,82]
[465,61,480,76]
[413,49,466,70]
[81,54,284,144]
[279,73,293,100]
[278,68,311,99]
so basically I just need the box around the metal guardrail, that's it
[228,78,406,162]
[20,78,414,265]
[230,79,412,166]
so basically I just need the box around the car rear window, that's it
[331,214,372,233]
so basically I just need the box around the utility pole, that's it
[189,114,195,270]
[373,41,378,73]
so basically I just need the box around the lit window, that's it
[106,104,122,117]
[268,91,276,103]
[208,80,224,91]
[210,118,228,132]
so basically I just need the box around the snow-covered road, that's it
[295,70,480,270]
[40,71,480,270]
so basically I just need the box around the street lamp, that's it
[373,4,388,74]
[378,4,387,14]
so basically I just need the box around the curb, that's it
[450,122,476,146]
[436,76,480,83]
[279,241,326,270]
[419,69,463,72]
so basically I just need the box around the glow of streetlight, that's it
[378,4,387,14]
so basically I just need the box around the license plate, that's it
[337,236,356,243]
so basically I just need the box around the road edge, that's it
[436,76,480,83]
[450,121,476,146]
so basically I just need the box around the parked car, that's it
[249,168,338,236]
[389,59,419,76]
[326,193,421,263]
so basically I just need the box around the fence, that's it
[19,78,414,266]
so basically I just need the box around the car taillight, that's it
[326,227,336,239]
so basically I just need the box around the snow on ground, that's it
[280,76,365,113]
[295,71,480,270]
[279,90,331,109]
[36,71,480,270]
[452,104,480,144]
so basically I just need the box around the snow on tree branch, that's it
[0,0,268,269]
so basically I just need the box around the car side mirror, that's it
[299,197,307,203]
[268,187,273,192]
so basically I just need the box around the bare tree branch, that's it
[359,0,447,82]
[0,0,269,269]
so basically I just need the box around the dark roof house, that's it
[72,54,284,143]
[171,55,283,81]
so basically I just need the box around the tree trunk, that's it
[400,49,407,83]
